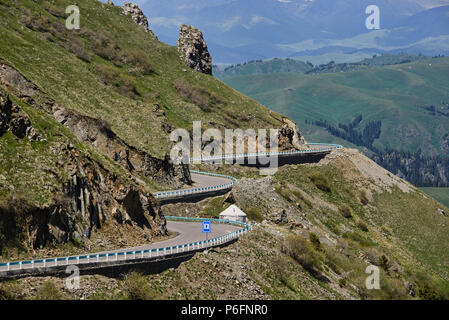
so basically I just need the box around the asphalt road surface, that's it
[0,221,242,272]
[0,144,340,273]
[189,173,233,189]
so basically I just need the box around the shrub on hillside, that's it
[412,272,447,300]
[36,281,65,300]
[96,65,138,97]
[20,9,67,40]
[309,232,321,248]
[90,32,119,61]
[309,173,331,193]
[67,37,91,62]
[174,79,224,112]
[417,283,442,300]
[25,15,52,33]
[338,204,353,218]
[123,272,158,300]
[43,1,66,18]
[282,235,322,274]
[378,254,389,271]
[116,49,154,75]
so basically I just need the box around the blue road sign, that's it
[202,221,211,233]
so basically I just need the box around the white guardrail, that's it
[154,170,238,199]
[0,217,251,273]
[0,143,341,274]
[190,143,342,163]
[154,143,342,199]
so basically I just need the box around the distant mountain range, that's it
[108,0,449,64]
[213,53,431,77]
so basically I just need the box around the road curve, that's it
[0,220,245,273]
[0,144,341,275]
[105,221,242,254]
[190,173,233,189]
[155,143,342,200]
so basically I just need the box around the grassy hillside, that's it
[0,0,285,261]
[3,148,449,300]
[220,57,449,157]
[0,0,282,159]
[421,188,449,208]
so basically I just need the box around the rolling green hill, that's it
[220,57,449,157]
[213,58,314,78]
[219,57,449,186]
[214,54,431,78]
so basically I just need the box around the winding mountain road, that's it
[0,143,342,276]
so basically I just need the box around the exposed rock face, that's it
[122,2,157,39]
[0,88,41,141]
[0,64,192,250]
[0,140,167,250]
[177,25,212,75]
[0,88,12,135]
[52,106,191,188]
[0,63,191,188]
[278,117,307,151]
[270,209,288,224]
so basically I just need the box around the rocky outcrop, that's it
[278,117,307,151]
[0,89,167,250]
[122,2,157,39]
[52,106,191,188]
[0,140,167,250]
[0,64,191,251]
[0,63,190,188]
[270,209,288,224]
[177,25,212,75]
[0,88,12,135]
[0,88,41,141]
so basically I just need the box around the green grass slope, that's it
[220,58,449,157]
[0,0,283,159]
[0,0,286,260]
